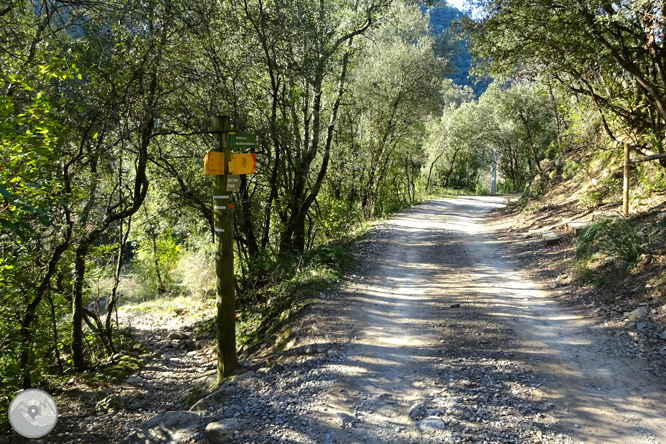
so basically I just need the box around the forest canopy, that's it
[2,0,665,423]
[0,0,461,409]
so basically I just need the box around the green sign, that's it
[228,132,258,149]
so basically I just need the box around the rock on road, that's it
[139,197,666,444]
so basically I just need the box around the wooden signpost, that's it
[207,117,257,382]
[229,153,257,174]
[623,142,666,217]
[203,152,224,176]
[624,143,630,217]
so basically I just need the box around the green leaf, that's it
[0,185,12,201]
[0,219,19,231]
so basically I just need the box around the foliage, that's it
[329,2,444,220]
[177,243,216,301]
[0,76,63,237]
[576,218,643,273]
[578,191,601,211]
[2,0,666,430]
[475,183,490,196]
[423,78,566,195]
[465,0,666,159]
[235,233,357,357]
[423,89,489,193]
[636,163,666,195]
[133,228,181,297]
[1,0,458,411]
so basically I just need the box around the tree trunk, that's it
[279,40,354,256]
[20,158,75,387]
[20,236,71,387]
[72,239,92,371]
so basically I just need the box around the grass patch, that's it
[98,356,143,382]
[417,187,470,202]
[575,217,642,277]
[121,294,214,319]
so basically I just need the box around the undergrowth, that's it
[190,223,373,361]
[233,232,363,357]
[575,217,642,278]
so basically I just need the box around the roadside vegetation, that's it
[462,0,666,295]
[2,0,666,432]
[0,0,486,427]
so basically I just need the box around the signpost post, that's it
[623,143,630,217]
[205,120,258,383]
[211,116,237,381]
[622,143,666,217]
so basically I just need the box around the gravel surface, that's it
[9,197,666,444]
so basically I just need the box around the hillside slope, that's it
[490,161,666,380]
[426,4,490,96]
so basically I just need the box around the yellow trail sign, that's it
[203,151,224,176]
[229,153,256,174]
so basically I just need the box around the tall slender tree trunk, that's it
[72,237,94,370]
[20,232,71,387]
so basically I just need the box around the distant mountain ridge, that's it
[425,3,489,97]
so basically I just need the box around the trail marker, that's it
[211,116,236,381]
[203,152,224,176]
[226,175,240,191]
[229,132,258,149]
[229,153,256,175]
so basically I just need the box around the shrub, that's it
[578,191,600,210]
[177,243,215,300]
[562,160,580,179]
[475,183,489,196]
[576,217,642,273]
[133,228,181,297]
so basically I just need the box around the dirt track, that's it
[297,197,666,443]
[30,196,666,444]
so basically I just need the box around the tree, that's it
[465,0,666,160]
[336,2,445,218]
[424,94,491,192]
[0,0,460,402]
[0,0,204,379]
[486,81,556,178]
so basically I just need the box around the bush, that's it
[475,183,489,196]
[525,179,545,199]
[133,228,181,297]
[177,243,215,300]
[562,160,580,179]
[496,179,520,194]
[319,198,360,240]
[578,191,600,210]
[576,217,642,273]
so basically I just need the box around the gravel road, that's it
[196,196,666,444]
[21,197,666,444]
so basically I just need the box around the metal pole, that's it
[490,149,497,194]
[623,142,630,217]
[211,115,237,380]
